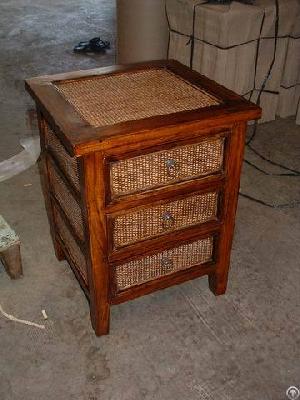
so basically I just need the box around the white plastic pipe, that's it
[116,0,169,64]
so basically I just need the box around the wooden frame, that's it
[26,60,261,336]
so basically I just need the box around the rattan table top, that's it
[55,69,220,127]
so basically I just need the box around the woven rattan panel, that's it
[55,69,220,127]
[111,137,224,196]
[54,207,88,285]
[48,163,84,241]
[113,192,218,248]
[114,236,213,291]
[45,124,80,191]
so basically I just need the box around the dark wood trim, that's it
[109,222,221,265]
[72,104,260,156]
[81,152,110,336]
[106,172,225,211]
[25,80,91,156]
[209,121,247,295]
[105,127,229,161]
[25,60,262,157]
[26,60,169,85]
[106,178,224,217]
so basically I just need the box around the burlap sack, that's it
[168,30,192,66]
[246,91,279,123]
[255,0,300,37]
[167,0,263,95]
[281,38,300,88]
[193,40,257,95]
[255,0,300,122]
[167,0,300,123]
[277,37,300,120]
[194,2,264,47]
[255,37,289,91]
[277,3,300,123]
[166,0,264,46]
[168,31,257,95]
[166,0,209,37]
[277,86,300,117]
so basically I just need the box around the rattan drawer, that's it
[112,191,219,249]
[114,236,214,292]
[45,124,80,191]
[110,136,225,197]
[53,207,88,285]
[48,162,84,241]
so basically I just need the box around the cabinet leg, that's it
[208,272,228,296]
[0,243,23,279]
[53,238,65,261]
[91,305,110,336]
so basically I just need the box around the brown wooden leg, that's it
[209,122,247,297]
[0,243,23,279]
[91,299,110,336]
[81,153,110,336]
[53,238,65,261]
[208,272,228,295]
[37,112,66,262]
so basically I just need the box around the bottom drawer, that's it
[113,236,214,292]
[53,207,88,286]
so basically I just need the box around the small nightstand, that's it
[26,60,261,335]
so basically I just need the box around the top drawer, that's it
[45,124,80,192]
[110,135,225,197]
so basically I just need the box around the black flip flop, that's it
[74,37,110,53]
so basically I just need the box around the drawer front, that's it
[48,162,85,241]
[110,136,225,197]
[112,191,219,249]
[114,236,214,292]
[53,207,88,286]
[45,124,80,191]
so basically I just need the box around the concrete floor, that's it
[0,1,299,399]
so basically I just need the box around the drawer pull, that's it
[161,256,174,271]
[162,211,175,229]
[165,158,178,177]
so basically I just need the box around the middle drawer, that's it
[110,190,220,249]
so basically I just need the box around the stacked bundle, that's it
[167,0,300,124]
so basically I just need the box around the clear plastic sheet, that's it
[0,136,40,182]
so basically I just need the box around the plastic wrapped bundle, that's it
[167,0,300,124]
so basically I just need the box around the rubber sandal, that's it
[73,37,110,54]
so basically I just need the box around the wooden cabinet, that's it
[26,60,261,336]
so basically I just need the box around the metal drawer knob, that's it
[162,211,175,229]
[165,158,177,177]
[161,256,174,271]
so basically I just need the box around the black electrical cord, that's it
[244,159,300,177]
[246,143,300,176]
[239,192,300,209]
